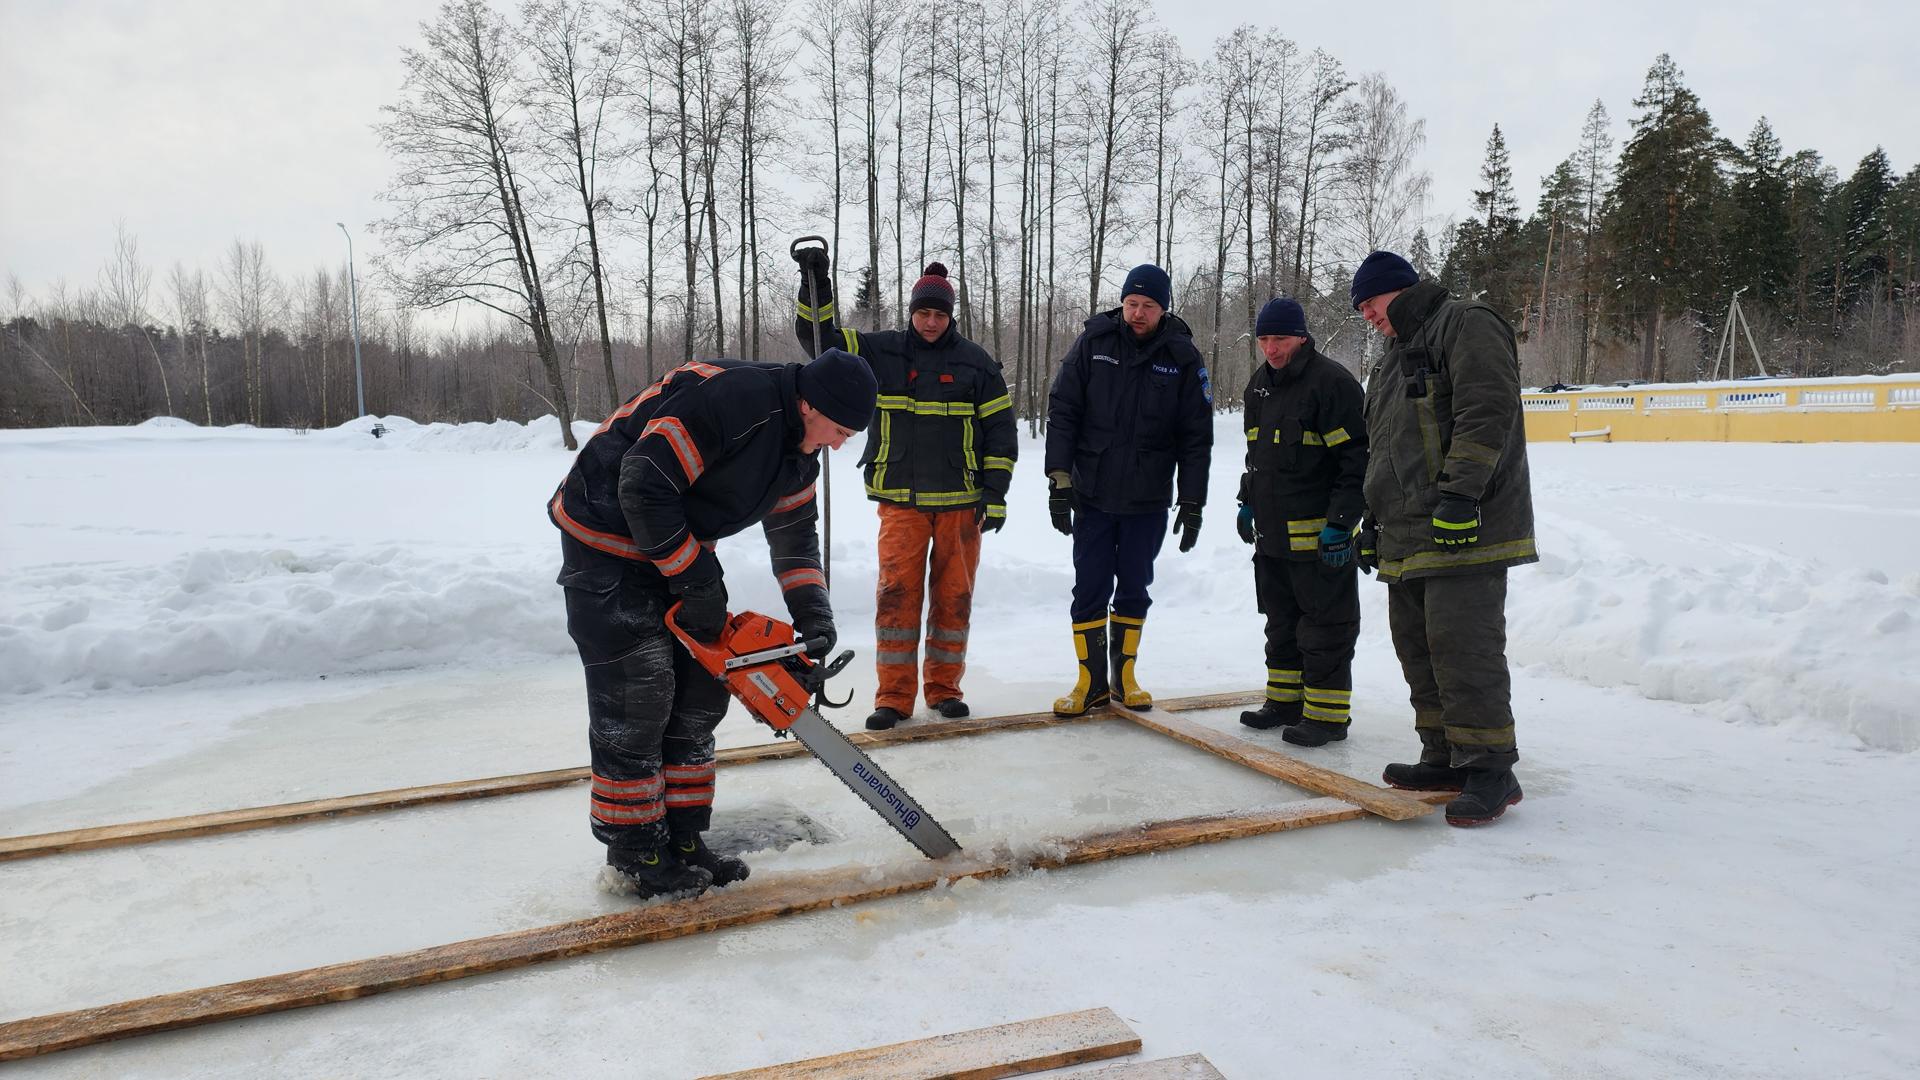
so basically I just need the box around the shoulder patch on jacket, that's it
[1199,365,1212,404]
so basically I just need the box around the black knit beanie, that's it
[909,262,956,316]
[1350,250,1419,310]
[1120,263,1172,310]
[797,348,878,431]
[1255,297,1308,338]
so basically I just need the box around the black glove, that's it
[791,244,829,273]
[976,502,1006,533]
[795,612,837,660]
[1174,501,1203,553]
[1048,472,1075,536]
[1235,504,1255,545]
[672,577,727,642]
[1431,495,1481,548]
[1356,523,1379,575]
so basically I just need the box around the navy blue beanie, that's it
[1255,297,1308,338]
[797,349,878,431]
[1120,263,1172,310]
[1350,250,1419,309]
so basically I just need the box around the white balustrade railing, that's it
[1647,393,1708,410]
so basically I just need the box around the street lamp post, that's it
[336,222,367,419]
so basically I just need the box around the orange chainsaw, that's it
[668,604,961,860]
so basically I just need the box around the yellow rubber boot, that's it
[1053,618,1110,717]
[1109,614,1153,709]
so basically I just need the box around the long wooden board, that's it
[699,1006,1141,1079]
[1067,1054,1226,1079]
[0,792,1442,1062]
[0,693,1260,863]
[1110,703,1434,821]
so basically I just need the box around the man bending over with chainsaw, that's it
[548,351,878,899]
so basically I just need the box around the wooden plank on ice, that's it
[1066,1053,1228,1079]
[699,1006,1141,1079]
[1109,703,1434,821]
[0,794,1427,1062]
[0,696,1174,864]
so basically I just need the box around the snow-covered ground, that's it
[1,416,1917,1077]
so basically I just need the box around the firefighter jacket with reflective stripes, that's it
[1361,280,1538,583]
[1236,341,1368,561]
[794,269,1017,516]
[548,359,829,622]
[1045,309,1213,515]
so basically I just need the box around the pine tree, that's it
[1601,54,1725,380]
[1890,166,1920,301]
[853,264,882,320]
[1473,123,1521,230]
[1408,227,1433,276]
[1841,147,1895,307]
[1724,118,1795,312]
[1441,124,1524,316]
[1780,150,1839,363]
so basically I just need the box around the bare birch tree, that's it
[728,0,790,359]
[1290,49,1355,296]
[100,222,175,417]
[798,0,850,308]
[848,0,894,327]
[1071,0,1157,314]
[1337,73,1429,264]
[218,238,277,427]
[377,0,576,447]
[167,263,214,425]
[523,0,623,407]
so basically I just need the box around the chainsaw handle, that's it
[664,600,732,675]
[789,234,828,259]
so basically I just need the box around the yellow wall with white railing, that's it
[1522,377,1920,442]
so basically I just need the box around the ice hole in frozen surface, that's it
[722,720,1315,875]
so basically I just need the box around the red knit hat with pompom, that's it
[909,262,955,316]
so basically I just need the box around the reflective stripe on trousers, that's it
[874,503,983,712]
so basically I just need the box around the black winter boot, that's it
[866,706,907,730]
[932,699,970,719]
[1444,769,1524,826]
[1240,700,1302,730]
[1381,761,1471,792]
[606,844,713,900]
[1282,719,1348,747]
[673,833,750,887]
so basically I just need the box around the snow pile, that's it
[1513,551,1919,751]
[327,414,599,453]
[0,546,567,694]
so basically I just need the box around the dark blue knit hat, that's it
[1255,297,1308,338]
[1120,263,1172,310]
[798,349,878,431]
[1350,250,1419,309]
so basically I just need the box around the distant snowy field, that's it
[5,415,1916,749]
[1,416,1917,1078]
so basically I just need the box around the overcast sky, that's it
[3,0,1915,314]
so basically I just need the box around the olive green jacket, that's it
[1361,280,1537,582]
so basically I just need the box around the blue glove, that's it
[1318,524,1354,568]
[1431,495,1481,547]
[1236,504,1255,545]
